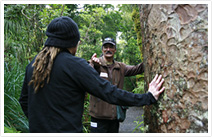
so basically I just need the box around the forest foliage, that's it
[4,4,143,133]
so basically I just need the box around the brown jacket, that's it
[89,57,145,120]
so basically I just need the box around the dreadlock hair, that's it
[29,46,62,93]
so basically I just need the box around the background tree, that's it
[4,4,143,133]
[118,4,143,91]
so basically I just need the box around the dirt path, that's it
[119,106,144,133]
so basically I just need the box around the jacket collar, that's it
[99,56,120,69]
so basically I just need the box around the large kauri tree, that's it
[140,4,208,133]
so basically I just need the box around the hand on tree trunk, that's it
[148,74,165,100]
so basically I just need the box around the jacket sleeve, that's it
[69,59,156,107]
[19,66,29,118]
[124,63,145,76]
[88,59,101,73]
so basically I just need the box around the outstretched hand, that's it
[91,53,101,66]
[148,74,165,100]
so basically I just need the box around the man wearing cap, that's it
[89,38,146,133]
[19,16,165,133]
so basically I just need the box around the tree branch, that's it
[60,4,65,16]
[21,6,31,20]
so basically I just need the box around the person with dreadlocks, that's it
[19,16,165,133]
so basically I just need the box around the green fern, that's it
[4,58,29,133]
[4,126,21,133]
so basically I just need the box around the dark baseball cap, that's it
[102,37,116,47]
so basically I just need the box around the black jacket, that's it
[19,50,156,133]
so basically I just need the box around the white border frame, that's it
[1,0,211,137]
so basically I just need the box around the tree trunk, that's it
[140,4,208,133]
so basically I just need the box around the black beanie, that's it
[45,16,80,48]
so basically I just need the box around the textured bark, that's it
[140,4,208,133]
